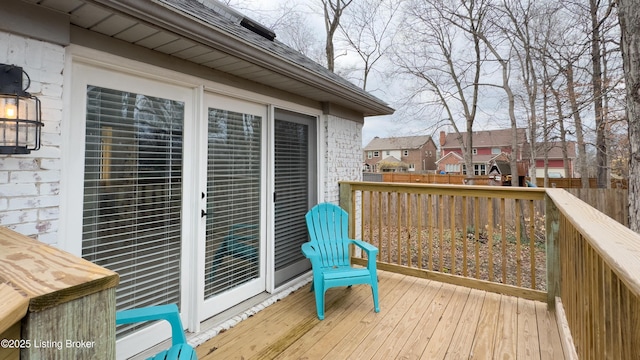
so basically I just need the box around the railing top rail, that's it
[340,181,546,201]
[546,189,640,296]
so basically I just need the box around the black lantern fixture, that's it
[0,64,43,154]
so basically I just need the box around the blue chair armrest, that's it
[351,240,378,271]
[351,239,378,255]
[301,242,319,259]
[116,304,186,346]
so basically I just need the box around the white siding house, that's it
[0,1,393,358]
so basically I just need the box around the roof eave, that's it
[90,0,394,116]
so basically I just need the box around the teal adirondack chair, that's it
[116,304,197,360]
[302,203,380,320]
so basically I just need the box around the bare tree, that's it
[618,0,640,231]
[338,0,400,90]
[393,0,485,179]
[589,0,617,188]
[322,0,353,72]
[475,2,523,186]
[496,0,544,185]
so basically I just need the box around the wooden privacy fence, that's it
[377,172,628,189]
[340,181,548,301]
[565,188,629,227]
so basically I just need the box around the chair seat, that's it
[322,267,370,281]
[150,344,197,360]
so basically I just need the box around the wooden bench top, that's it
[0,227,119,313]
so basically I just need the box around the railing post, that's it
[339,181,352,213]
[545,192,561,309]
[339,181,354,239]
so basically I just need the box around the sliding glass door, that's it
[273,109,316,287]
[201,93,267,319]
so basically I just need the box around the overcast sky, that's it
[228,0,424,146]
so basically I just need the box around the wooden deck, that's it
[195,271,565,359]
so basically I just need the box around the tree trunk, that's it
[618,0,640,232]
[590,0,608,188]
[565,62,590,188]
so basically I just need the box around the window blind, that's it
[82,86,184,337]
[204,108,262,298]
[274,118,310,282]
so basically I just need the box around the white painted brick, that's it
[9,195,60,210]
[41,83,63,97]
[39,158,61,170]
[7,36,28,64]
[10,170,60,183]
[42,108,63,123]
[0,209,38,224]
[0,158,40,171]
[36,231,58,246]
[38,182,60,196]
[0,32,64,241]
[39,207,59,221]
[5,222,39,238]
[324,115,363,203]
[24,40,43,69]
[26,80,42,94]
[27,145,60,159]
[35,219,58,235]
[0,183,38,197]
[35,66,64,85]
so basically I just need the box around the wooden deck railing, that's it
[545,189,640,359]
[0,227,119,360]
[340,181,640,359]
[339,181,548,302]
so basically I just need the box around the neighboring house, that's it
[436,129,527,175]
[525,141,577,178]
[363,135,438,173]
[0,1,392,358]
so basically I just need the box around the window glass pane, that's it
[205,108,261,298]
[82,86,184,337]
[274,119,309,284]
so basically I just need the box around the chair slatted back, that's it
[305,203,350,268]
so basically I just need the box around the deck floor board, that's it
[196,271,566,360]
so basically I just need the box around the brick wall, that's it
[0,31,64,245]
[324,115,363,202]
[324,114,363,238]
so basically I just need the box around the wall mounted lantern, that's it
[0,64,43,154]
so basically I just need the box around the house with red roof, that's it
[436,129,576,179]
[436,129,527,175]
